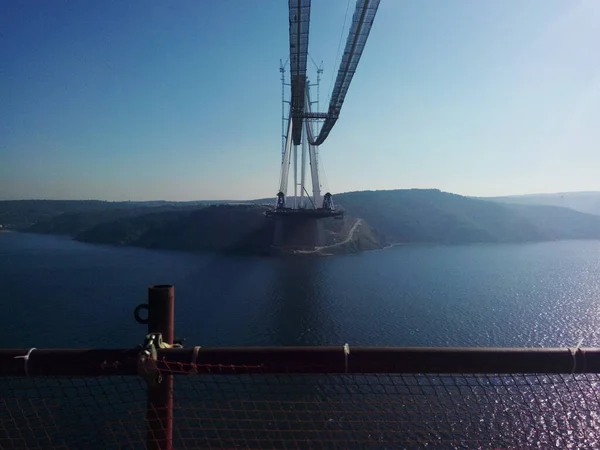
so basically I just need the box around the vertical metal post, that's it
[300,125,306,209]
[146,285,174,450]
[280,60,286,162]
[305,85,322,208]
[293,144,298,209]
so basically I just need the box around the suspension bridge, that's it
[266,0,380,249]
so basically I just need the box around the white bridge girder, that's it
[278,109,294,197]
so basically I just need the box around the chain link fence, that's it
[2,360,600,449]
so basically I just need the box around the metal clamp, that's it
[138,333,160,386]
[138,333,182,385]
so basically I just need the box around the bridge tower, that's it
[269,76,339,219]
[267,0,380,251]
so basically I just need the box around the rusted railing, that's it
[3,346,600,377]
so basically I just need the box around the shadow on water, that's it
[266,256,331,347]
[168,256,343,447]
[177,250,335,347]
[166,252,267,346]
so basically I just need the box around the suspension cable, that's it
[325,0,352,109]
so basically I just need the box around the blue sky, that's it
[1,0,599,201]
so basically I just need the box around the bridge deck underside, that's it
[289,0,311,145]
[307,0,380,146]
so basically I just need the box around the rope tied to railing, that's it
[189,346,201,374]
[343,343,350,373]
[13,348,36,376]
[569,338,585,374]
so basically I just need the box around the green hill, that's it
[483,191,600,216]
[335,189,600,243]
[75,204,382,256]
[0,199,223,229]
[7,189,600,256]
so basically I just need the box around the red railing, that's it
[2,285,600,449]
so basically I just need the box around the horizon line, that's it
[2,188,600,203]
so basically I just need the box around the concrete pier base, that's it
[272,216,325,252]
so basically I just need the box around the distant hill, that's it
[76,204,383,256]
[484,192,600,216]
[7,189,600,256]
[0,200,134,229]
[0,199,231,229]
[333,189,600,244]
[76,205,275,254]
[26,205,202,236]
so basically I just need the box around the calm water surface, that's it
[2,231,600,349]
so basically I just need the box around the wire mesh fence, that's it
[2,369,600,449]
[171,372,600,449]
[1,376,146,449]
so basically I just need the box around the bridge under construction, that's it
[267,0,380,249]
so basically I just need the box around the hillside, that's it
[7,189,600,256]
[0,199,226,229]
[26,205,199,236]
[74,209,196,246]
[102,205,276,255]
[334,189,600,244]
[0,200,138,229]
[484,192,600,216]
[75,204,383,256]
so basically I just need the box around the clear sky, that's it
[1,0,599,201]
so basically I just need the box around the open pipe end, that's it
[149,284,173,290]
